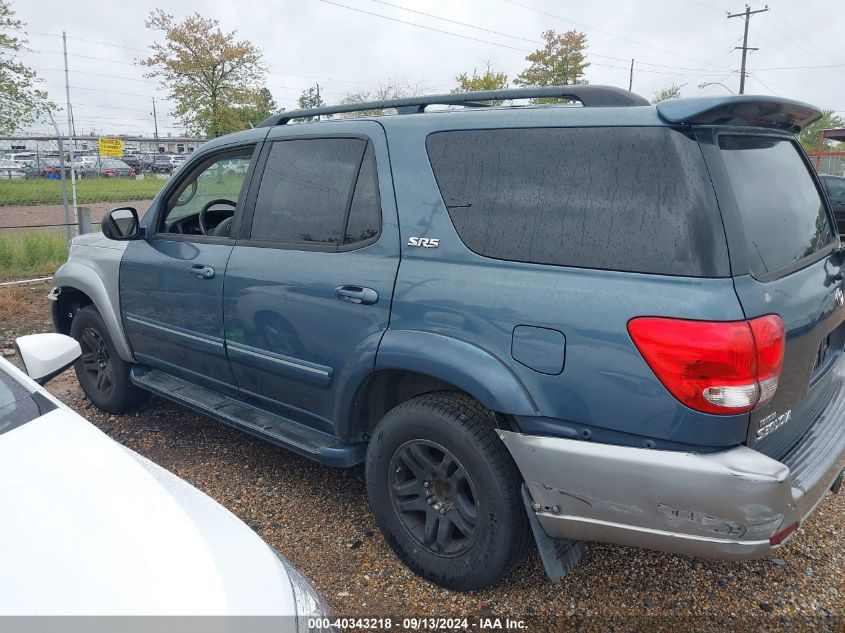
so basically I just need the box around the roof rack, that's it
[258,85,649,127]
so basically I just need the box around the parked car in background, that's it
[120,154,144,174]
[1,151,37,165]
[52,87,845,591]
[821,174,845,233]
[0,159,25,179]
[151,153,186,174]
[24,158,71,180]
[72,155,98,170]
[152,154,175,173]
[0,333,331,621]
[78,158,135,179]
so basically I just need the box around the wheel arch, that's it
[338,330,538,442]
[52,261,134,362]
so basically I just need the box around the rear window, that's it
[719,135,834,277]
[426,127,728,277]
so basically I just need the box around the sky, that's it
[11,0,845,137]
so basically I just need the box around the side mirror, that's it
[102,207,143,240]
[13,333,81,385]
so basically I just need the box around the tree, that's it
[0,0,53,133]
[297,85,325,110]
[799,110,845,152]
[140,10,266,138]
[514,29,589,96]
[651,84,683,104]
[233,87,279,128]
[339,78,426,117]
[453,62,508,93]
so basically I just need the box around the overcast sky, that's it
[12,0,845,137]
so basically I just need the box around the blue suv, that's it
[50,86,845,591]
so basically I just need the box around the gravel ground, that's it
[1,282,843,631]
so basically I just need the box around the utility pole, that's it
[62,31,78,231]
[316,83,321,121]
[628,59,634,92]
[151,97,159,143]
[727,4,769,94]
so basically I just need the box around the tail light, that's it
[628,315,785,415]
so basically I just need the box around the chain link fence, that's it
[808,151,845,178]
[0,134,205,278]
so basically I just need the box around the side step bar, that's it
[131,367,366,467]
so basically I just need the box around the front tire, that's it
[366,392,530,591]
[70,305,148,413]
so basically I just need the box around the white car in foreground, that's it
[0,334,330,625]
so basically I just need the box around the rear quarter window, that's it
[425,127,729,277]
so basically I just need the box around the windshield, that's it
[0,369,42,436]
[719,135,834,277]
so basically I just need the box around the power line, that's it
[319,0,738,80]
[501,0,707,63]
[45,85,157,99]
[32,68,158,84]
[370,0,738,73]
[748,71,779,96]
[767,10,838,67]
[318,0,532,53]
[366,0,537,44]
[751,63,845,71]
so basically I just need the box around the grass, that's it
[0,231,68,278]
[0,175,167,206]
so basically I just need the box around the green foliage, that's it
[231,87,280,130]
[453,63,509,93]
[514,29,589,101]
[799,110,845,152]
[141,10,266,138]
[453,63,508,105]
[0,0,54,133]
[0,231,67,277]
[297,86,326,111]
[651,84,683,104]
[0,176,165,206]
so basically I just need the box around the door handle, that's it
[188,264,215,279]
[335,285,378,305]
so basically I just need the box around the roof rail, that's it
[258,85,649,127]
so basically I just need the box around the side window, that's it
[343,143,380,246]
[426,127,728,277]
[251,138,380,249]
[159,148,254,236]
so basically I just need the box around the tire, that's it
[70,305,148,414]
[366,392,531,591]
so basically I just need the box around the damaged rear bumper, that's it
[500,387,845,559]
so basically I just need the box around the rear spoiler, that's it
[656,95,822,133]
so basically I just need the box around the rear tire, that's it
[366,392,530,591]
[70,305,148,414]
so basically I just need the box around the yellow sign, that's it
[98,137,123,157]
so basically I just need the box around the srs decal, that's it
[407,237,440,248]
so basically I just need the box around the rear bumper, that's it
[501,381,845,560]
